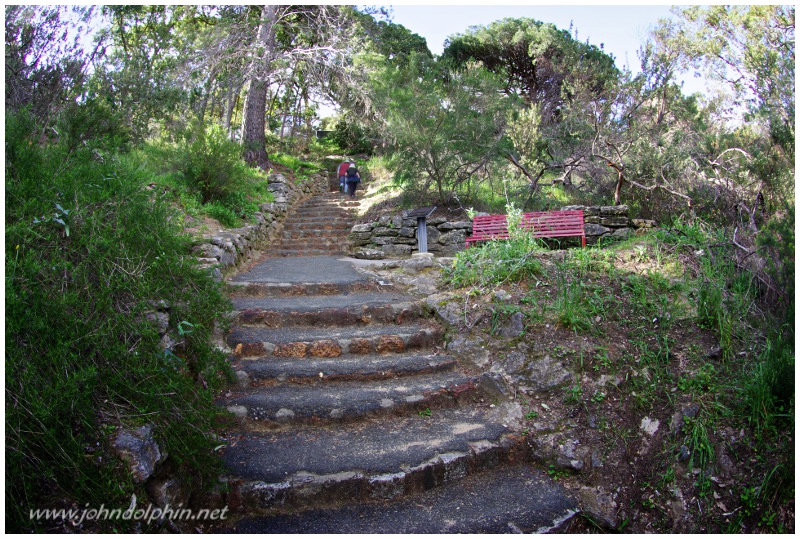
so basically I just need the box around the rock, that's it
[610,228,633,239]
[600,205,628,216]
[437,221,473,231]
[437,229,467,246]
[308,340,343,358]
[577,486,619,529]
[677,444,691,462]
[478,373,510,400]
[599,217,630,227]
[631,218,657,228]
[498,312,525,337]
[380,244,413,256]
[146,477,188,509]
[111,425,165,483]
[522,354,572,391]
[350,223,374,233]
[494,290,512,302]
[669,403,700,435]
[373,226,400,237]
[584,223,611,236]
[446,334,490,369]
[235,370,250,388]
[145,311,169,335]
[275,408,295,423]
[640,416,660,436]
[353,248,385,260]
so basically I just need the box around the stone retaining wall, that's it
[191,173,327,279]
[561,205,657,245]
[349,205,657,258]
[349,211,473,259]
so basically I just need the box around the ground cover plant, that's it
[5,108,235,532]
[442,223,794,532]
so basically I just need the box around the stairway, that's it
[216,207,577,532]
[267,193,359,257]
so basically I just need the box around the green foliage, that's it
[5,111,232,532]
[374,54,515,204]
[446,207,544,289]
[744,327,795,439]
[121,125,271,227]
[331,119,374,155]
[178,123,257,204]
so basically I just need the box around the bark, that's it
[241,5,276,170]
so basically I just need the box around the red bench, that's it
[465,210,586,247]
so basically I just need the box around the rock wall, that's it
[349,205,657,258]
[191,173,328,279]
[560,205,657,245]
[349,211,472,259]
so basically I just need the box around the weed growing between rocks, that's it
[6,111,234,532]
[441,222,793,532]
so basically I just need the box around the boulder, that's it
[111,425,165,483]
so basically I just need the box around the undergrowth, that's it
[444,213,793,532]
[6,109,233,532]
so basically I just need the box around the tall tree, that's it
[241,5,276,169]
[442,18,617,122]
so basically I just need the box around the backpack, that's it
[346,165,358,177]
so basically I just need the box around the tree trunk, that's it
[242,5,276,170]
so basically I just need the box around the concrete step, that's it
[232,292,423,327]
[222,463,578,533]
[220,405,529,512]
[227,323,443,359]
[231,352,458,385]
[221,370,478,426]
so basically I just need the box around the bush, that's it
[178,123,256,204]
[446,205,544,288]
[5,111,232,532]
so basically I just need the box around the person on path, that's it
[337,160,351,193]
[345,163,361,198]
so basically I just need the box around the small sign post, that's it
[406,206,437,254]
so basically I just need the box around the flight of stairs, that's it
[267,193,359,257]
[214,196,578,532]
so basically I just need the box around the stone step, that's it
[285,209,353,217]
[222,463,577,533]
[281,218,353,229]
[281,228,353,239]
[227,323,443,359]
[273,239,348,249]
[222,370,478,426]
[266,248,350,258]
[220,405,529,512]
[231,352,458,385]
[227,256,369,287]
[283,220,352,235]
[225,280,390,299]
[232,292,422,327]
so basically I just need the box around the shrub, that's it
[6,111,232,532]
[178,123,256,204]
